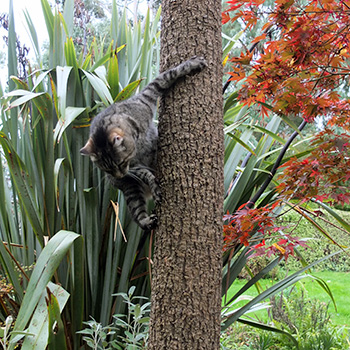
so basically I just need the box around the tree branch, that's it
[246,119,307,209]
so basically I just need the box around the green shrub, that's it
[78,287,150,350]
[277,208,350,272]
[221,288,349,350]
[269,288,349,349]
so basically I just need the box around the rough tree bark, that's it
[148,0,223,349]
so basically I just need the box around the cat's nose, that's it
[114,171,124,178]
[120,165,129,177]
[114,167,128,178]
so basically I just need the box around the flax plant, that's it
[0,0,160,348]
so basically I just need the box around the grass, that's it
[298,271,350,326]
[223,270,350,327]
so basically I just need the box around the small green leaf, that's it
[134,304,141,318]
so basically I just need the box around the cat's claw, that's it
[139,214,158,231]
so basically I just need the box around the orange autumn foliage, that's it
[222,0,350,259]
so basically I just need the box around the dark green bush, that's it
[238,255,284,281]
[277,208,350,272]
[333,203,350,212]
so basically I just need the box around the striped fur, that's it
[81,56,206,230]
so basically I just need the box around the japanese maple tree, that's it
[222,0,350,258]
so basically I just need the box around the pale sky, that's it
[0,0,48,86]
[0,0,150,87]
[0,0,47,46]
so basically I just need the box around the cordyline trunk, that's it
[148,0,223,349]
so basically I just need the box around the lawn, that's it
[223,271,350,327]
[298,271,350,326]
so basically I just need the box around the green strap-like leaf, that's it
[82,69,114,106]
[47,288,68,350]
[9,230,81,349]
[20,283,69,349]
[312,199,350,233]
[108,50,120,100]
[0,132,45,245]
[223,258,280,308]
[54,106,86,143]
[40,0,54,43]
[222,249,345,329]
[62,0,74,37]
[237,318,299,349]
[115,79,142,102]
[6,91,46,109]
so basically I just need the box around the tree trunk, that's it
[148,0,223,348]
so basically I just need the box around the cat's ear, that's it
[109,128,124,146]
[80,138,96,157]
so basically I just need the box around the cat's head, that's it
[80,126,136,178]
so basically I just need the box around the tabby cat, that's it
[80,56,207,230]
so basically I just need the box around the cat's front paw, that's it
[139,214,158,231]
[189,56,207,70]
